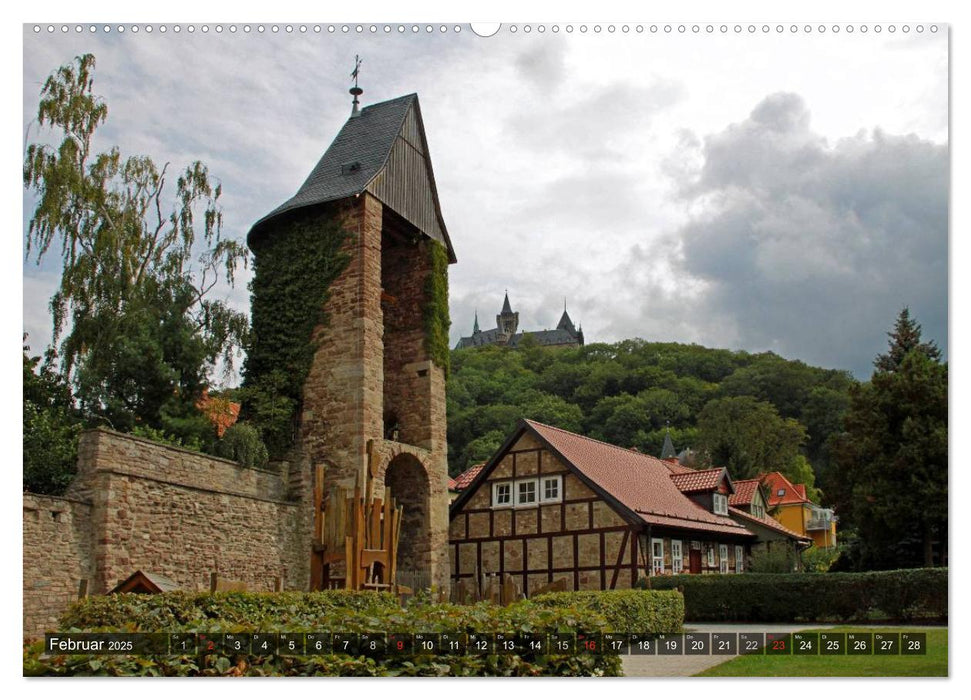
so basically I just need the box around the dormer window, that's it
[713,493,728,515]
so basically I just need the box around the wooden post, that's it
[77,579,88,600]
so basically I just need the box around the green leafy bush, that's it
[801,544,842,573]
[648,568,947,623]
[532,589,684,633]
[748,545,800,573]
[32,591,621,677]
[215,423,269,469]
[130,425,204,452]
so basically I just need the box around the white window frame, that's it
[719,544,729,573]
[713,493,728,515]
[651,538,665,576]
[492,482,512,507]
[670,540,683,573]
[707,546,715,568]
[735,545,744,573]
[515,479,538,507]
[540,475,562,503]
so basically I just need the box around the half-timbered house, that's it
[448,419,759,595]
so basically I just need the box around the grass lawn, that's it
[696,627,947,677]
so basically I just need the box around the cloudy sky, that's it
[21,22,948,380]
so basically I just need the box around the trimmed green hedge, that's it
[648,568,947,623]
[58,590,399,630]
[532,589,684,633]
[26,591,622,677]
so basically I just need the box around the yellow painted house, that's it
[762,472,838,549]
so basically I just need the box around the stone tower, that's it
[496,291,519,342]
[247,92,456,593]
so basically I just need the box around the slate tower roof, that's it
[248,93,456,263]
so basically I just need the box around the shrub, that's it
[32,591,622,677]
[60,591,399,630]
[130,425,204,453]
[215,423,269,469]
[801,545,842,573]
[748,545,799,573]
[531,589,684,633]
[648,568,947,623]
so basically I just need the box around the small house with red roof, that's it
[448,419,760,595]
[728,478,812,556]
[762,472,838,549]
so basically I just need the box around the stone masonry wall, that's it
[381,235,432,448]
[376,231,450,592]
[23,493,94,640]
[299,194,384,491]
[23,429,308,639]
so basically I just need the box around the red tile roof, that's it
[662,460,694,475]
[762,472,812,506]
[669,468,727,493]
[525,420,752,538]
[729,506,811,542]
[729,478,762,507]
[449,463,484,492]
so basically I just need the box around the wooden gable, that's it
[366,101,453,259]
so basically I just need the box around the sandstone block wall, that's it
[23,493,94,640]
[23,429,309,640]
[294,194,450,593]
[299,195,385,492]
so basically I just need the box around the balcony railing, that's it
[806,509,837,531]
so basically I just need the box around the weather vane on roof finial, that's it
[349,55,364,117]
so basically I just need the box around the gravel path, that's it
[621,623,836,677]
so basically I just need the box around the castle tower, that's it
[247,88,456,593]
[496,291,519,342]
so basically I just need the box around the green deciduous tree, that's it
[833,309,947,570]
[23,338,82,494]
[696,396,808,480]
[23,54,248,442]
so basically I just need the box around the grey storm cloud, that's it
[623,92,948,377]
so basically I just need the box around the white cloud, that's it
[21,26,948,378]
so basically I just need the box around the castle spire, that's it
[473,309,480,334]
[557,304,576,334]
[349,55,364,117]
[660,426,677,460]
[501,290,512,315]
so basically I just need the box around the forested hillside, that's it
[446,338,856,505]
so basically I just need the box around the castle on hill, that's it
[455,292,584,349]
